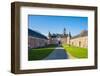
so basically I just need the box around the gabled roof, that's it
[50,33,68,38]
[71,30,88,39]
[28,29,48,39]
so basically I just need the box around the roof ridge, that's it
[28,29,48,39]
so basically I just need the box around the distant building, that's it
[28,29,48,48]
[48,28,71,45]
[48,28,88,48]
[28,28,88,49]
[48,32,61,45]
[70,30,88,48]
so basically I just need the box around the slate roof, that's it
[71,30,88,39]
[50,33,68,38]
[28,29,48,39]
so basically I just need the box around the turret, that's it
[48,32,51,37]
[48,32,52,44]
[63,28,67,35]
[68,32,71,38]
[68,31,71,46]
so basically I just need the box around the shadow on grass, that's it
[28,44,57,61]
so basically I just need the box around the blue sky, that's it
[28,15,88,37]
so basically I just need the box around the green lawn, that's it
[28,44,57,61]
[62,44,88,58]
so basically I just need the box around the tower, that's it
[48,32,52,44]
[68,31,71,45]
[61,28,67,44]
[63,28,66,35]
[68,32,71,38]
[48,32,51,37]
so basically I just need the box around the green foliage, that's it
[62,44,88,58]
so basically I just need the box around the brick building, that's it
[28,29,48,48]
[28,28,88,49]
[48,28,88,48]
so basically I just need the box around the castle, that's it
[48,28,71,45]
[48,28,88,48]
[28,28,88,49]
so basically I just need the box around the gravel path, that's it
[44,47,68,60]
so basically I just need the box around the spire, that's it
[69,31,71,38]
[63,28,66,35]
[48,32,51,37]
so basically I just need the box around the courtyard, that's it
[28,44,88,61]
[28,15,88,61]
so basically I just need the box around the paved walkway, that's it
[44,47,68,60]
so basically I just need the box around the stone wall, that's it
[70,36,88,48]
[48,37,59,44]
[61,37,67,44]
[28,36,48,48]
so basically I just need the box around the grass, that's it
[62,44,88,58]
[28,44,57,61]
